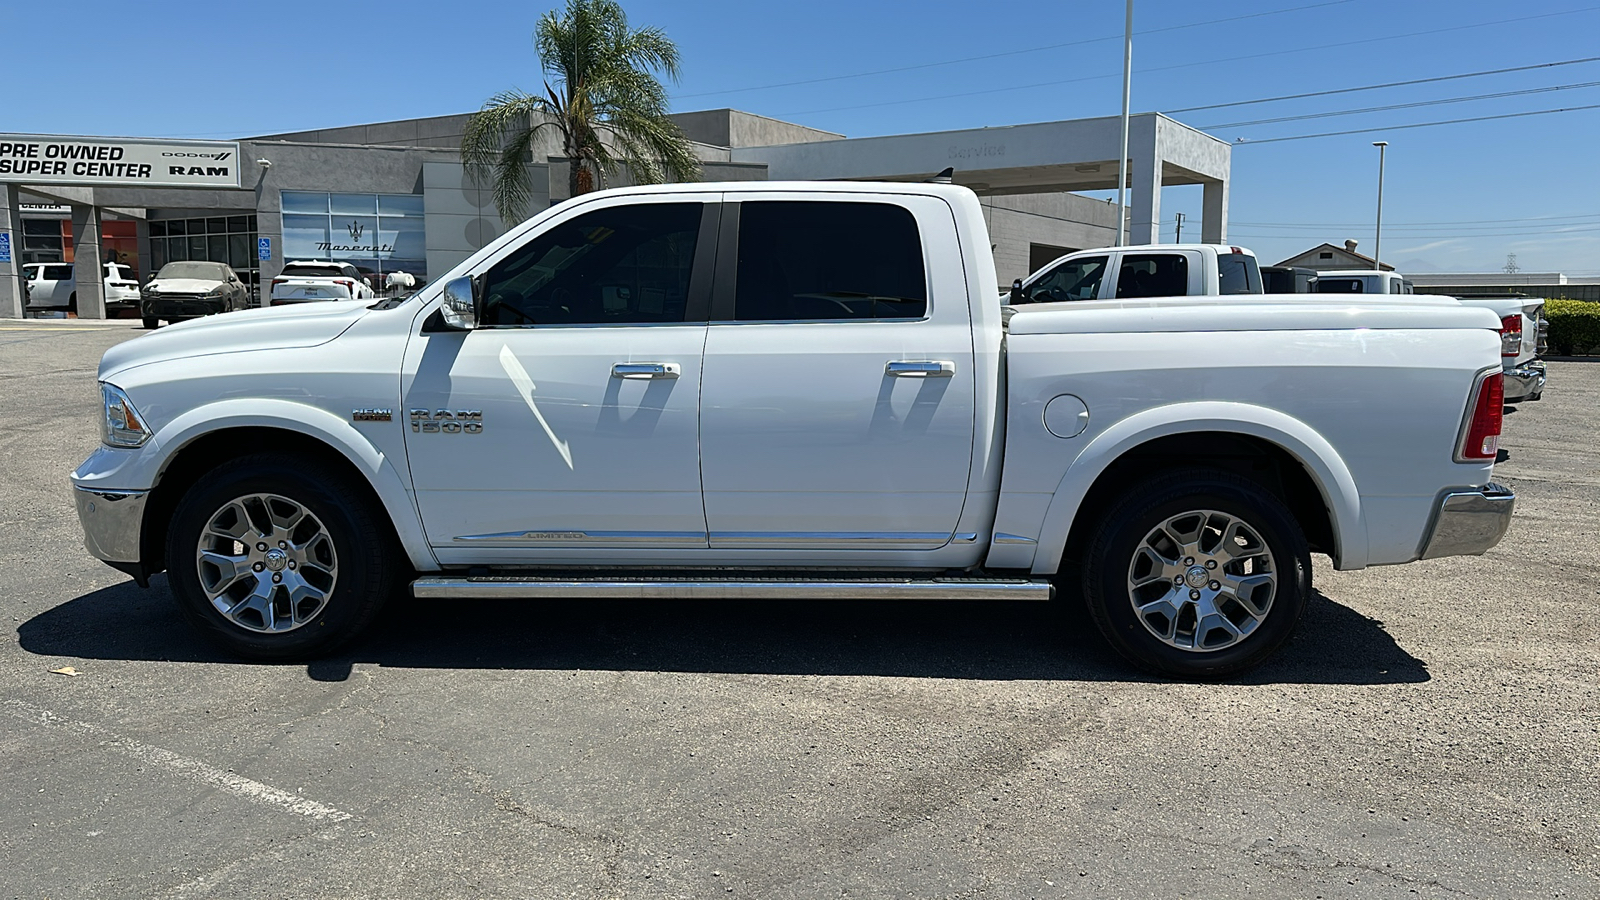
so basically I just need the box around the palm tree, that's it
[461,0,702,224]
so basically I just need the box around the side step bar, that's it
[411,575,1053,601]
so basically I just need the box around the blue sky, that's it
[6,0,1600,274]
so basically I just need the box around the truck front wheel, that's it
[165,453,400,660]
[1080,469,1311,678]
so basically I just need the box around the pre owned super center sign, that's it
[0,135,241,188]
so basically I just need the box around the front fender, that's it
[75,399,436,572]
[1030,401,1366,575]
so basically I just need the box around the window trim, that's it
[708,198,933,325]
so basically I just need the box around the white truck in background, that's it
[1007,244,1262,304]
[72,183,1514,678]
[1315,269,1547,403]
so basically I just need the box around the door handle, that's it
[612,362,681,380]
[885,360,955,378]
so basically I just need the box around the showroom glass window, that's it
[732,201,927,321]
[478,202,701,327]
[281,192,426,287]
[148,214,258,295]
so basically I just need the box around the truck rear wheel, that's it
[1079,469,1310,678]
[165,453,400,660]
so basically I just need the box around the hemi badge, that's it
[352,408,392,422]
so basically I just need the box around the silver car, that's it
[140,261,251,329]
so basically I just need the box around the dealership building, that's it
[0,108,1233,318]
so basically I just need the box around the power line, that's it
[1230,102,1600,144]
[1164,55,1600,114]
[676,0,1357,100]
[770,6,1600,119]
[1236,213,1600,226]
[1198,79,1600,129]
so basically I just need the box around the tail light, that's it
[271,278,287,288]
[1498,314,1522,357]
[1455,369,1504,462]
[335,279,354,290]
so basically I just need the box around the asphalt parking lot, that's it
[2,320,1596,900]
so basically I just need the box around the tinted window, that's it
[481,202,700,326]
[733,201,926,321]
[280,264,342,277]
[1116,254,1190,298]
[157,262,227,280]
[45,264,73,280]
[1025,256,1107,303]
[1218,255,1262,295]
[1315,278,1365,294]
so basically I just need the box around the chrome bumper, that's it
[73,487,148,564]
[1502,360,1546,402]
[1419,483,1515,560]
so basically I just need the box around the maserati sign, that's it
[0,134,243,188]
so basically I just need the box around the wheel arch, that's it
[1032,402,1365,575]
[138,402,435,575]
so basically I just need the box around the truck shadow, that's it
[19,578,1428,686]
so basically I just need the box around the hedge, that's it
[1545,298,1600,356]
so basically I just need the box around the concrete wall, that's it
[670,109,843,149]
[981,193,1121,285]
[421,160,528,280]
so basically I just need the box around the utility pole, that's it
[1174,212,1185,243]
[1115,0,1133,247]
[1372,140,1388,269]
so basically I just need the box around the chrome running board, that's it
[411,574,1052,601]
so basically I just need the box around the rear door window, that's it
[730,201,927,321]
[1026,256,1107,303]
[1116,254,1190,299]
[45,264,73,281]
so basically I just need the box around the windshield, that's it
[156,262,226,280]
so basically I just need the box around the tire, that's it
[141,316,160,329]
[68,293,77,314]
[1078,468,1311,678]
[165,453,402,660]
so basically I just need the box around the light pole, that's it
[1115,0,1133,246]
[1372,140,1388,270]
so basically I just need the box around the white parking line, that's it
[5,699,353,823]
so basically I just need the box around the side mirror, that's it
[439,276,478,330]
[1009,278,1026,304]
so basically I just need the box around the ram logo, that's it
[410,409,483,434]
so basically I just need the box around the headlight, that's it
[205,286,226,298]
[100,383,151,448]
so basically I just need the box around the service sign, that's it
[0,134,242,189]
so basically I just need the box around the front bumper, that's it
[1419,483,1515,560]
[143,296,224,319]
[73,486,147,564]
[1502,360,1547,402]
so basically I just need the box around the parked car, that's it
[1315,270,1547,402]
[1261,265,1317,294]
[140,261,250,329]
[23,261,142,315]
[268,260,375,305]
[72,182,1513,677]
[1008,244,1264,303]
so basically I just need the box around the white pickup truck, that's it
[1008,244,1262,304]
[71,182,1514,677]
[1316,269,1547,403]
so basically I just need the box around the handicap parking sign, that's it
[0,232,11,263]
[257,237,271,261]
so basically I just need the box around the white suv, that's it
[269,261,375,305]
[24,261,141,314]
